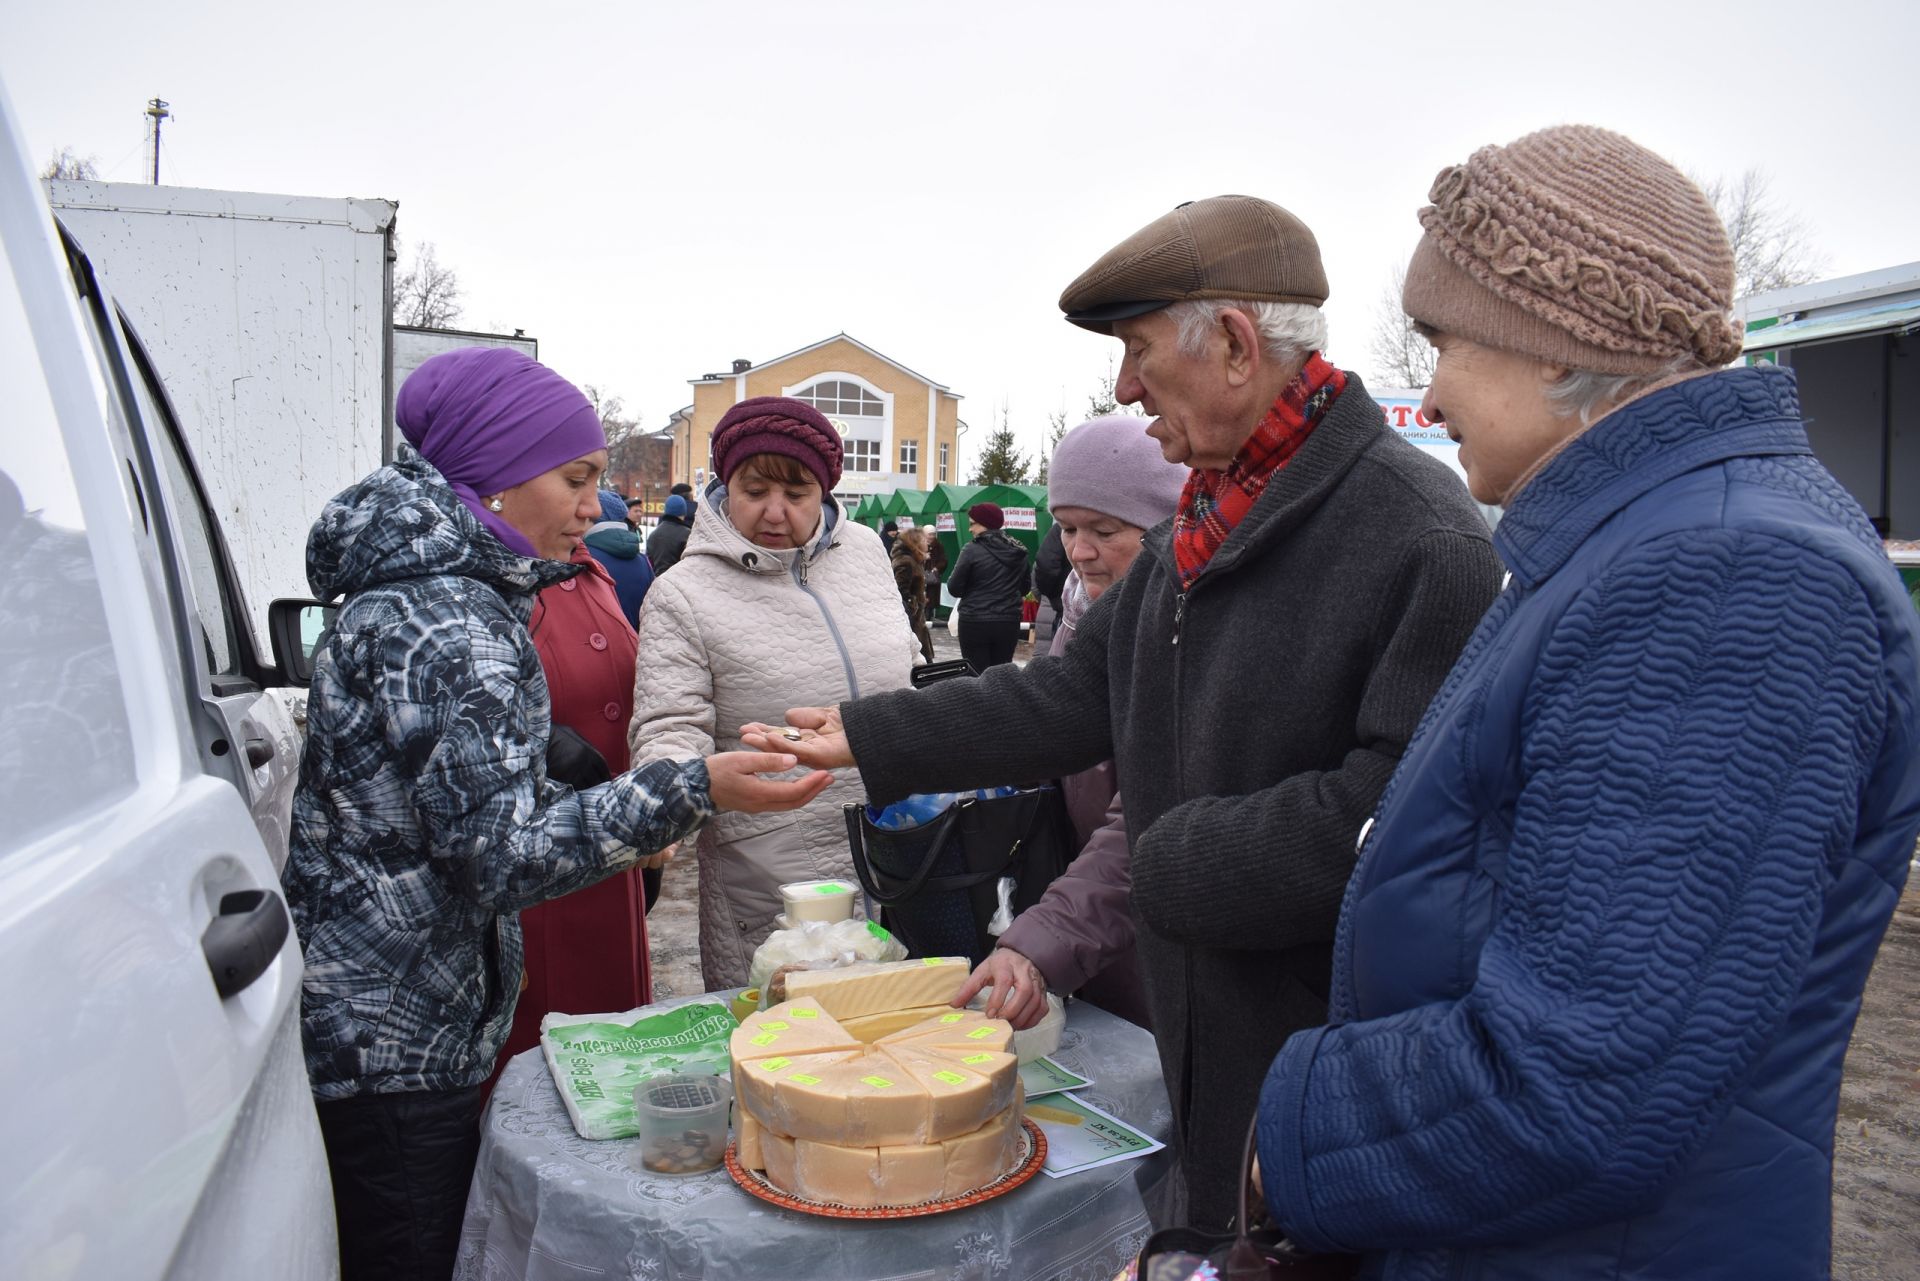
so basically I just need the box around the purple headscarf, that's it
[396,347,605,558]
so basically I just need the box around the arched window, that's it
[793,379,884,417]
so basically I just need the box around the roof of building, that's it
[690,332,959,396]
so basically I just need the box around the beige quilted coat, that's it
[629,495,920,989]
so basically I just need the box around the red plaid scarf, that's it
[1171,353,1346,592]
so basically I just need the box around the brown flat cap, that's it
[1058,195,1328,334]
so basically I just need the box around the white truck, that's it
[46,178,397,650]
[2,83,336,1278]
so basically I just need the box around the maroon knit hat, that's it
[969,503,1005,530]
[711,396,844,492]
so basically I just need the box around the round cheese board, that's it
[723,1118,1047,1219]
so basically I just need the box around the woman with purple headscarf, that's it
[283,350,831,1281]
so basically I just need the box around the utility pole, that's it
[144,97,170,186]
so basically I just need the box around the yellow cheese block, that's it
[737,1106,765,1169]
[879,1006,1016,1056]
[729,997,858,1063]
[734,1049,863,1133]
[881,1044,1019,1140]
[759,1104,1024,1208]
[838,1004,957,1043]
[938,1099,1024,1197]
[781,957,970,1020]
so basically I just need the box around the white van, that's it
[0,81,336,1280]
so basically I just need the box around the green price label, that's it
[790,1074,821,1086]
[791,1007,817,1019]
[933,1070,966,1085]
[938,1012,966,1024]
[861,1075,896,1089]
[962,1053,995,1065]
[760,1057,792,1072]
[751,1032,778,1046]
[815,883,847,895]
[760,1020,788,1032]
[865,921,893,942]
[967,1026,995,1039]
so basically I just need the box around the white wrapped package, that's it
[746,918,909,1005]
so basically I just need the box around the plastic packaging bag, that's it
[746,917,908,1004]
[539,1002,737,1140]
[867,785,1018,832]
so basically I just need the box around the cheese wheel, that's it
[880,1007,1015,1056]
[734,1049,863,1134]
[781,957,970,1020]
[758,1104,1024,1208]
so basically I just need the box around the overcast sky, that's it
[5,0,1914,475]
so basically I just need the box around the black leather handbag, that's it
[844,785,1074,964]
[1136,1119,1360,1280]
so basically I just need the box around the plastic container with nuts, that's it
[632,1073,732,1175]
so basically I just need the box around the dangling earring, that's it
[487,497,504,512]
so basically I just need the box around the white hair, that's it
[1545,355,1694,427]
[1166,299,1328,367]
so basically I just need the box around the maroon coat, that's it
[994,576,1149,1028]
[496,549,650,1076]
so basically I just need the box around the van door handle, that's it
[244,736,274,769]
[201,889,291,998]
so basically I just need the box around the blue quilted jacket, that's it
[286,448,712,1100]
[1257,367,1920,1279]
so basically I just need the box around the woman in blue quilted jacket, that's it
[1253,127,1920,1280]
[284,348,830,1281]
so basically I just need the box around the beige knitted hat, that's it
[1402,125,1742,374]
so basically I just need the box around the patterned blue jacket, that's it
[1258,367,1920,1279]
[286,448,711,1100]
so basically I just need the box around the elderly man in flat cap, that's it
[747,196,1502,1229]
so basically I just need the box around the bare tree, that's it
[1037,355,1130,483]
[583,384,643,449]
[1366,263,1437,389]
[1698,168,1826,299]
[42,147,100,181]
[392,240,464,328]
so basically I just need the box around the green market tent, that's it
[884,488,933,530]
[964,482,1050,560]
[921,483,983,618]
[851,493,886,529]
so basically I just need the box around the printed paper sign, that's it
[1020,1056,1091,1099]
[1030,1092,1165,1177]
[1002,507,1038,531]
[935,513,956,532]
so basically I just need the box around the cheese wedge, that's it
[879,1007,1015,1056]
[878,1044,1018,1142]
[782,957,970,1020]
[737,1106,765,1170]
[729,997,859,1063]
[939,1101,1023,1197]
[838,1004,957,1043]
[734,1048,863,1133]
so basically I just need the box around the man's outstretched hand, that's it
[705,752,834,813]
[739,705,855,770]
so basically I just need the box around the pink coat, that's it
[994,575,1150,1028]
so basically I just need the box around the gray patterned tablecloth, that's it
[456,996,1174,1281]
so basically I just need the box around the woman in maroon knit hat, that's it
[946,501,1031,671]
[627,396,922,988]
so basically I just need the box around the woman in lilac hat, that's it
[283,350,830,1281]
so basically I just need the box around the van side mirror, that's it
[268,598,335,688]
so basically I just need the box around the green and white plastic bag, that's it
[539,1001,738,1140]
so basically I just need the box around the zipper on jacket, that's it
[1171,592,1187,645]
[790,544,862,700]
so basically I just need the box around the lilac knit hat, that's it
[711,396,844,492]
[396,347,605,556]
[1402,125,1742,374]
[1047,415,1187,530]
